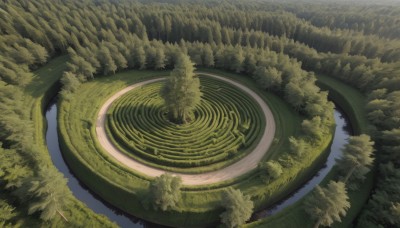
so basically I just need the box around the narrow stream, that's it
[253,107,351,219]
[46,100,148,228]
[45,101,350,227]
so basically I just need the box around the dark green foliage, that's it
[389,202,400,225]
[99,45,118,75]
[304,181,350,228]
[381,128,400,166]
[28,166,69,221]
[0,82,33,149]
[220,188,253,228]
[161,53,201,124]
[66,48,96,80]
[0,145,31,191]
[289,137,308,157]
[149,174,182,212]
[0,0,399,226]
[12,44,35,65]
[357,162,400,227]
[301,116,323,142]
[366,90,400,130]
[154,49,166,69]
[59,68,332,227]
[259,161,283,184]
[0,199,15,227]
[336,134,374,189]
[0,55,116,227]
[0,58,32,86]
[203,44,214,67]
[253,66,282,91]
[60,72,81,100]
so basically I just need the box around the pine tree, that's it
[134,45,146,70]
[60,72,81,99]
[99,45,117,75]
[12,45,35,66]
[253,67,282,91]
[28,166,69,222]
[232,45,244,73]
[154,48,166,69]
[304,181,350,228]
[161,53,202,124]
[336,134,374,189]
[0,199,15,227]
[203,44,214,67]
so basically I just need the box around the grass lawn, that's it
[316,74,370,134]
[58,67,334,227]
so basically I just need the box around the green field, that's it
[7,55,368,228]
[58,67,334,227]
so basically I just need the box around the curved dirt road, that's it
[95,73,275,185]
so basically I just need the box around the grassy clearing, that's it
[316,74,370,134]
[246,74,373,228]
[24,55,68,154]
[58,67,334,226]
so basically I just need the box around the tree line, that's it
[283,2,400,40]
[0,0,399,227]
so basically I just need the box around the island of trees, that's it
[0,0,399,228]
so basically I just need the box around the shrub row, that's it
[106,77,264,170]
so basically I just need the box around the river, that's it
[45,101,350,227]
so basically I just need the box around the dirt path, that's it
[95,73,276,186]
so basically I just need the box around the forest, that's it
[0,0,399,227]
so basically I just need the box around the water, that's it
[253,107,351,218]
[45,101,350,227]
[46,101,147,228]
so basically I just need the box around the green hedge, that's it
[105,77,264,172]
[58,69,334,227]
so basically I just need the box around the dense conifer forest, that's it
[0,0,399,227]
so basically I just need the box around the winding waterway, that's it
[45,100,350,227]
[252,106,351,219]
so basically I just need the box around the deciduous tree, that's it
[220,188,253,228]
[149,174,182,211]
[260,161,283,183]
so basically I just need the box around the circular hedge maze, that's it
[105,76,265,172]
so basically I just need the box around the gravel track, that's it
[95,72,276,185]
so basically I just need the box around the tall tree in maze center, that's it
[161,53,202,124]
